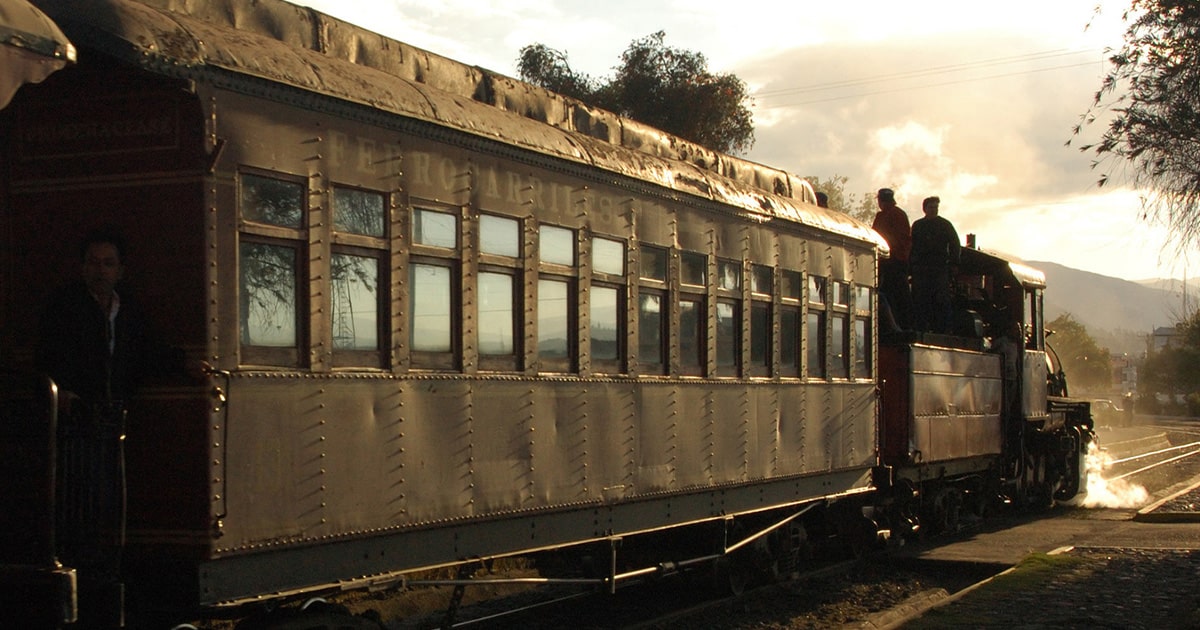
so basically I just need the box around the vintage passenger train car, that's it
[0,0,1092,627]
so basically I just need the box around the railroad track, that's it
[385,429,1200,630]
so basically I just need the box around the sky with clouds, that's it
[299,0,1194,282]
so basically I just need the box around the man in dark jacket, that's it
[36,228,177,408]
[871,188,913,330]
[910,196,961,334]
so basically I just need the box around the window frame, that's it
[778,269,803,378]
[476,212,525,372]
[748,263,773,378]
[237,169,309,368]
[637,244,669,376]
[590,234,627,374]
[537,223,579,373]
[806,274,828,379]
[678,250,708,377]
[853,285,873,380]
[330,184,390,368]
[408,256,460,371]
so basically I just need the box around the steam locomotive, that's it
[0,0,1092,626]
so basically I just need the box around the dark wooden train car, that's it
[0,0,887,624]
[877,245,1092,532]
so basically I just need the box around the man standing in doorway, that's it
[910,196,961,334]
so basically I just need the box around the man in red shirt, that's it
[871,188,912,330]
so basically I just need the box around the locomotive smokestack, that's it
[966,233,977,249]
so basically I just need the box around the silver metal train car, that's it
[0,0,1090,626]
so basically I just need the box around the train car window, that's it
[809,276,827,306]
[540,225,575,266]
[751,265,772,295]
[807,310,826,378]
[1027,288,1044,350]
[593,237,625,276]
[749,300,771,375]
[831,281,851,378]
[854,318,870,378]
[780,307,800,377]
[537,277,575,372]
[807,275,828,379]
[749,264,773,377]
[480,214,520,257]
[638,291,666,374]
[241,173,303,228]
[333,187,385,237]
[413,208,458,249]
[681,251,706,286]
[718,259,741,291]
[854,286,872,378]
[239,241,299,354]
[780,270,802,377]
[331,253,380,351]
[831,314,850,379]
[410,261,458,369]
[855,285,872,313]
[238,171,307,367]
[833,281,851,307]
[590,284,623,369]
[716,299,740,376]
[477,214,523,371]
[330,187,388,368]
[640,246,667,281]
[478,271,517,358]
[590,236,626,373]
[679,298,704,376]
[715,259,742,377]
[782,270,802,300]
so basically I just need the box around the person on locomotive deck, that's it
[36,227,184,413]
[910,196,961,334]
[871,188,913,330]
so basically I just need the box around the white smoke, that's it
[1076,441,1149,509]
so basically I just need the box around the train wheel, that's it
[711,554,751,596]
[927,487,963,534]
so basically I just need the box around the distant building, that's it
[1151,326,1183,351]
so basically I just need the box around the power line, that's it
[756,59,1103,109]
[753,47,1106,102]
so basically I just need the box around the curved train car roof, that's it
[33,0,887,253]
[961,245,1047,290]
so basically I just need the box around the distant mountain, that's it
[1026,261,1196,355]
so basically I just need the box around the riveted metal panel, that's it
[632,383,679,493]
[677,207,712,254]
[673,384,715,489]
[748,226,776,266]
[1023,349,1049,421]
[777,381,809,475]
[909,345,1003,463]
[747,384,782,479]
[709,382,752,484]
[779,233,806,273]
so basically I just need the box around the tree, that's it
[1046,313,1113,392]
[1072,1,1200,252]
[517,31,755,155]
[1139,309,1200,414]
[804,175,878,223]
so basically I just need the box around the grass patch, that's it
[905,552,1094,628]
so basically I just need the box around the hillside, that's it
[1027,261,1195,355]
